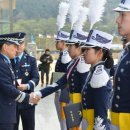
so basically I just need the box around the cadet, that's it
[54,30,71,130]
[11,33,39,130]
[34,29,90,130]
[111,0,130,130]
[0,32,39,130]
[81,29,114,130]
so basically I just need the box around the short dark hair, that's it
[45,49,50,52]
[0,44,3,51]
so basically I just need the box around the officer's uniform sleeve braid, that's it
[90,65,109,88]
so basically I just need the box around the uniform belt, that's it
[82,109,94,130]
[111,111,130,129]
[69,93,81,103]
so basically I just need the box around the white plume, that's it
[73,6,89,31]
[88,0,107,29]
[57,2,69,31]
[68,0,84,29]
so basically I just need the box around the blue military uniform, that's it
[12,52,39,130]
[82,62,112,130]
[0,54,29,121]
[80,29,114,130]
[54,49,71,130]
[0,33,30,130]
[111,44,130,129]
[54,30,71,130]
[111,1,130,129]
[55,50,71,103]
[66,56,88,95]
[40,55,89,102]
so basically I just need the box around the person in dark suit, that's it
[40,48,53,86]
[0,32,40,130]
[11,33,39,130]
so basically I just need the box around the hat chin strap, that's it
[8,40,19,45]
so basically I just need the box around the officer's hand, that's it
[17,84,28,91]
[29,92,41,105]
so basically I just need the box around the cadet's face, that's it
[83,48,101,66]
[17,43,25,55]
[116,12,130,37]
[6,44,18,59]
[68,44,81,59]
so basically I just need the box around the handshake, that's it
[29,91,42,105]
[27,82,58,105]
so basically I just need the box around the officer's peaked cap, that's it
[17,32,26,44]
[0,32,25,45]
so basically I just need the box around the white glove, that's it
[46,82,58,88]
[34,91,42,98]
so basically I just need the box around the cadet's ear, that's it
[96,48,104,59]
[99,48,103,54]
